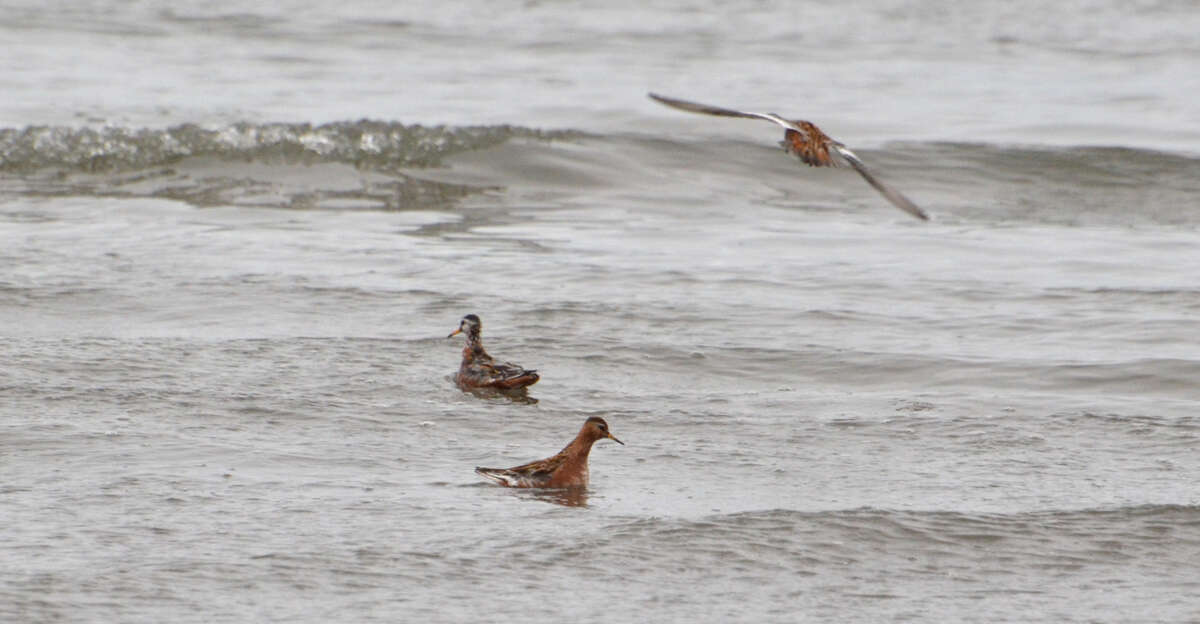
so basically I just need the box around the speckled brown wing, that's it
[475,451,566,488]
[484,361,540,389]
[457,344,539,390]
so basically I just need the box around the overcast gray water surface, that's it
[3,1,1200,622]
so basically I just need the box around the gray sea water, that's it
[3,1,1200,622]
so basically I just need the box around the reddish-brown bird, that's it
[475,417,624,488]
[648,92,928,221]
[447,314,540,390]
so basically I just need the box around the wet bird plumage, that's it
[648,92,928,221]
[475,416,624,488]
[447,314,539,390]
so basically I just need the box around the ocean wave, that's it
[4,125,1198,225]
[0,120,581,173]
[916,141,1200,185]
[462,502,1200,616]
[598,504,1200,567]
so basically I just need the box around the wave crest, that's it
[0,120,580,172]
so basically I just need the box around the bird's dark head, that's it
[447,314,482,339]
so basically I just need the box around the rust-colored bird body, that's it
[783,123,836,167]
[648,92,928,220]
[475,417,624,488]
[447,314,539,390]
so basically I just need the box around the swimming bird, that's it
[648,92,928,221]
[475,416,624,488]
[447,314,540,390]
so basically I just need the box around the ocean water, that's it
[3,1,1200,622]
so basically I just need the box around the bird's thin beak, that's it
[447,327,462,339]
[608,433,624,445]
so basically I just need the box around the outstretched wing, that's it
[651,92,928,221]
[648,93,809,138]
[832,145,929,221]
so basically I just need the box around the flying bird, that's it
[648,92,928,221]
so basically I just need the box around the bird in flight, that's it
[648,93,928,221]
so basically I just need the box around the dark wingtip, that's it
[647,92,676,106]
